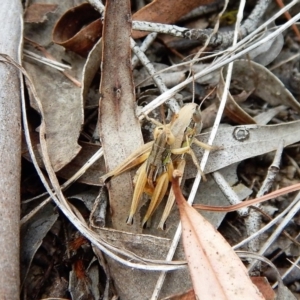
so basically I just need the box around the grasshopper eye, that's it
[192,106,202,123]
[153,126,164,139]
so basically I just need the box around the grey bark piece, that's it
[184,121,300,179]
[24,0,86,171]
[0,0,22,298]
[94,227,190,300]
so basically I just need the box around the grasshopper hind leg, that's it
[141,171,169,228]
[187,148,207,182]
[126,161,148,225]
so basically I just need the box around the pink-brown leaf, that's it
[172,171,265,300]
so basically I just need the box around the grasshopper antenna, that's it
[192,71,196,103]
[159,103,166,125]
[199,86,217,108]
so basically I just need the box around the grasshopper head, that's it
[153,126,175,145]
[192,105,202,124]
[153,126,164,139]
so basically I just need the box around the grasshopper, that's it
[156,103,216,229]
[99,114,176,225]
[142,103,217,228]
[100,103,216,227]
[127,119,175,225]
